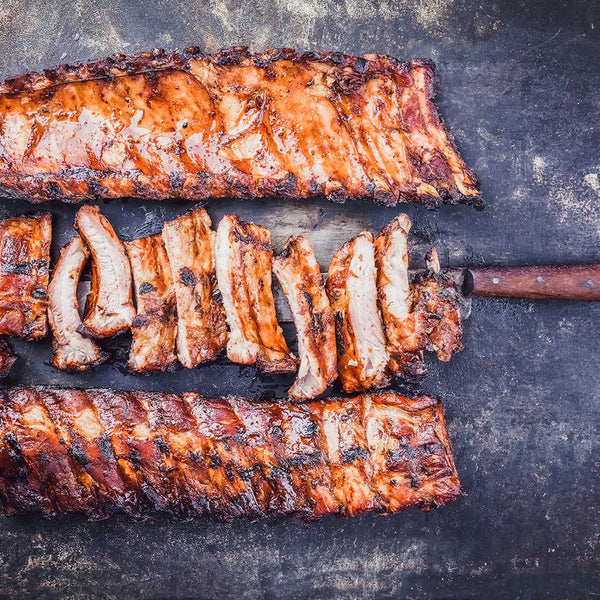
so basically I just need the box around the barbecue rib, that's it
[412,249,463,362]
[125,234,178,373]
[375,215,426,378]
[162,209,227,368]
[327,231,390,393]
[0,47,480,208]
[273,236,337,400]
[48,236,108,371]
[0,387,461,519]
[74,205,135,338]
[0,213,51,340]
[215,215,296,373]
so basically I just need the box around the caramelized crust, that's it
[125,234,178,372]
[162,209,227,368]
[273,236,337,399]
[375,215,426,378]
[74,206,135,338]
[0,213,51,340]
[48,236,108,371]
[215,215,296,373]
[327,231,390,393]
[0,47,479,207]
[0,387,461,520]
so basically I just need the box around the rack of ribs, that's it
[215,214,296,373]
[0,47,480,208]
[0,213,51,340]
[162,208,227,368]
[125,234,178,373]
[0,386,461,520]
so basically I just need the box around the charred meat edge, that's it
[73,205,135,338]
[48,236,108,371]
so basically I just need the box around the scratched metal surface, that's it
[0,1,599,598]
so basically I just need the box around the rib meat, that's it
[73,205,135,338]
[0,387,461,520]
[0,47,480,207]
[411,249,463,362]
[125,234,178,372]
[327,232,390,393]
[0,213,51,340]
[273,236,337,399]
[375,215,426,378]
[47,236,108,371]
[162,209,227,368]
[215,215,296,373]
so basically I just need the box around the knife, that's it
[77,263,600,324]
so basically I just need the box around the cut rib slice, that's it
[125,234,178,372]
[0,213,51,340]
[215,215,296,374]
[273,236,337,399]
[162,208,227,368]
[73,205,135,338]
[327,231,390,393]
[47,236,108,371]
[412,248,463,362]
[375,214,426,378]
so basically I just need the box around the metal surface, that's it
[0,1,599,598]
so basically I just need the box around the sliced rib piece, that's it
[412,248,463,362]
[0,338,17,377]
[215,215,295,373]
[0,48,479,207]
[47,236,108,371]
[0,387,461,520]
[273,236,337,399]
[162,209,227,368]
[327,232,389,393]
[125,235,178,372]
[375,214,426,379]
[73,205,135,338]
[0,213,51,340]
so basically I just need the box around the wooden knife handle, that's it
[464,264,600,301]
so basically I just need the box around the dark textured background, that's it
[0,1,599,598]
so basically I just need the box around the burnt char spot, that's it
[138,282,156,295]
[341,446,369,464]
[179,267,197,287]
[98,434,114,459]
[31,287,47,299]
[303,290,314,313]
[154,437,170,456]
[302,420,319,438]
[69,444,90,466]
[208,453,221,468]
[132,315,150,328]
[1,259,48,275]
